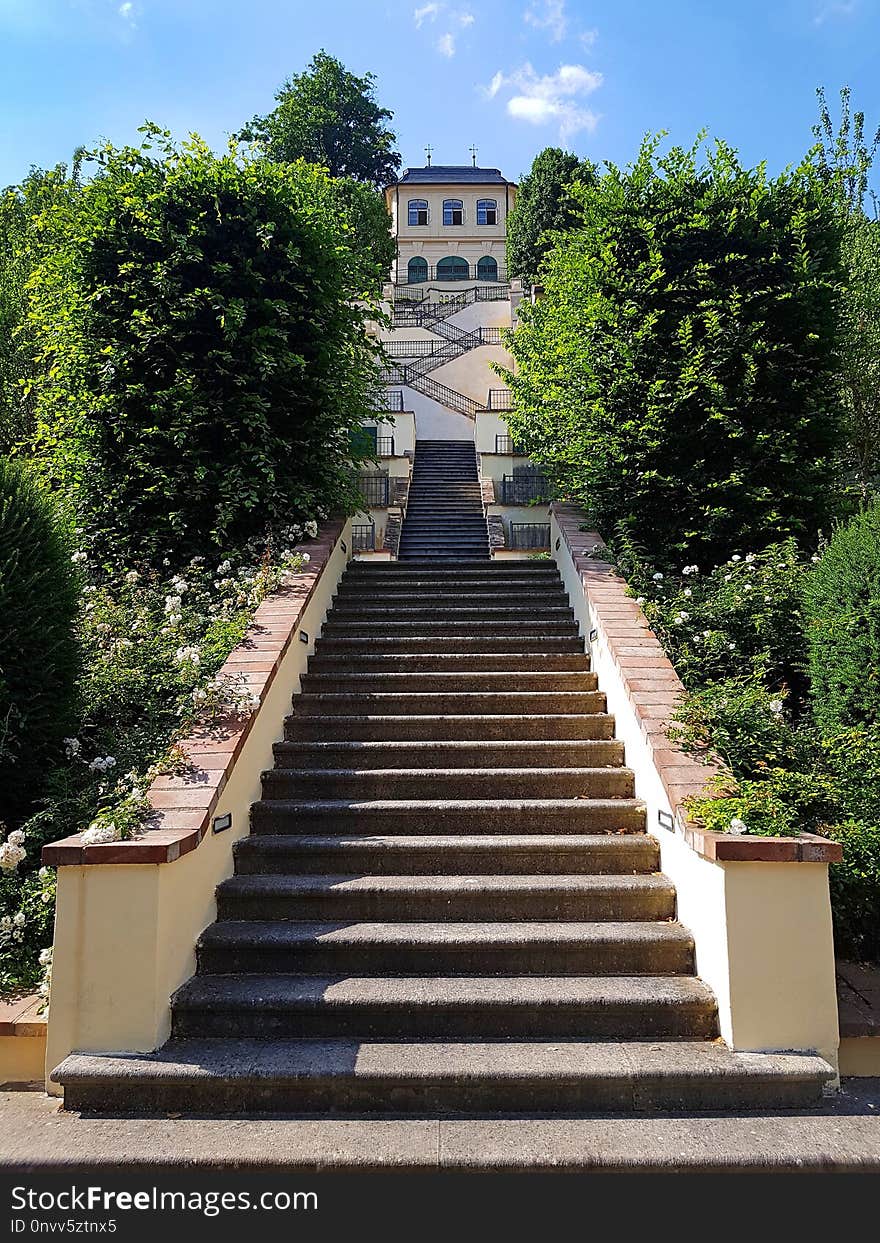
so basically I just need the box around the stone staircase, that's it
[398,440,490,560]
[53,558,832,1114]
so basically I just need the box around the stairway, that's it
[53,560,832,1114]
[398,440,489,560]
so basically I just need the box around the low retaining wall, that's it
[551,504,841,1069]
[0,993,46,1085]
[41,518,352,1093]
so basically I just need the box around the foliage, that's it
[812,85,880,214]
[835,214,880,500]
[0,458,80,827]
[26,130,381,569]
[501,136,845,571]
[506,147,597,285]
[802,502,880,734]
[0,160,82,453]
[828,821,880,961]
[0,529,314,995]
[238,51,401,189]
[328,176,396,297]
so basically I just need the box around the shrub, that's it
[827,821,880,960]
[0,458,79,825]
[803,502,880,733]
[27,130,381,570]
[502,137,844,570]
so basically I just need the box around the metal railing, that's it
[375,436,395,457]
[510,523,551,550]
[408,374,481,417]
[400,263,509,285]
[495,435,524,454]
[487,389,513,410]
[357,473,390,507]
[374,390,404,411]
[383,339,443,358]
[479,327,504,345]
[352,524,376,552]
[501,474,551,504]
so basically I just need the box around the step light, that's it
[212,813,232,834]
[589,627,598,643]
[299,630,309,644]
[657,809,675,832]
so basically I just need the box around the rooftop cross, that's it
[469,144,478,167]
[424,143,433,167]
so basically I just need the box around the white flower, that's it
[745,554,755,564]
[0,841,26,871]
[38,867,50,880]
[652,572,664,581]
[682,564,699,576]
[702,630,712,639]
[811,553,821,564]
[192,688,208,704]
[81,822,121,846]
[39,947,52,967]
[174,645,201,666]
[305,520,318,539]
[729,817,748,834]
[728,641,736,650]
[673,611,690,624]
[683,588,692,598]
[731,554,741,562]
[723,574,732,582]
[7,829,24,847]
[635,596,646,606]
[166,613,182,627]
[164,595,182,614]
[88,756,117,773]
[216,560,232,575]
[64,737,81,759]
[769,700,784,715]
[171,576,189,594]
[13,910,25,926]
[125,570,139,584]
[300,553,310,564]
[70,550,87,564]
[743,584,752,592]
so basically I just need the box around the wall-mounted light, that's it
[555,537,561,550]
[299,630,309,645]
[589,628,598,643]
[657,809,674,831]
[212,813,232,834]
[341,540,348,554]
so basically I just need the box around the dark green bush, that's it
[803,502,880,733]
[0,458,80,824]
[827,820,880,960]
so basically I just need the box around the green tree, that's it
[506,147,597,285]
[26,128,383,568]
[837,217,880,498]
[239,51,401,188]
[501,137,844,570]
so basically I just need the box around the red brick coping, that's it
[552,504,841,865]
[43,519,346,868]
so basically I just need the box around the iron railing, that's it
[408,374,481,417]
[479,327,504,345]
[399,263,509,284]
[375,436,395,457]
[374,390,404,412]
[487,388,513,410]
[384,339,443,358]
[510,523,551,550]
[495,435,523,454]
[352,524,376,552]
[357,473,390,507]
[501,474,551,504]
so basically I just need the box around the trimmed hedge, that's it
[0,458,80,824]
[803,502,880,734]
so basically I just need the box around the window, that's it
[407,199,428,226]
[477,199,498,226]
[443,198,464,226]
[437,256,469,281]
[477,255,498,282]
[407,256,428,284]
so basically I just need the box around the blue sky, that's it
[1,0,879,187]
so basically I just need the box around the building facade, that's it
[384,164,517,286]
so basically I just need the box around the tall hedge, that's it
[26,130,381,568]
[803,502,880,733]
[0,458,80,824]
[502,137,844,570]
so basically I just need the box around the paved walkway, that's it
[3,1082,880,1173]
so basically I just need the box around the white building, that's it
[384,164,517,287]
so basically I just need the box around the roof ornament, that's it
[469,144,478,167]
[424,143,433,167]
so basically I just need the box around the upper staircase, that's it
[398,440,489,561]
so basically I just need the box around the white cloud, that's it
[523,0,567,43]
[413,3,440,26]
[118,1,136,24]
[579,27,598,48]
[484,61,602,142]
[458,10,475,25]
[437,30,456,56]
[813,0,857,22]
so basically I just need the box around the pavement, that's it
[2,1079,880,1173]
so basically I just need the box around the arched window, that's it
[407,256,428,284]
[477,199,498,226]
[407,199,428,226]
[442,198,464,226]
[477,255,499,282]
[437,256,469,281]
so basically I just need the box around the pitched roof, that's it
[393,165,514,186]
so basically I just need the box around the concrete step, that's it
[326,606,573,621]
[170,975,718,1040]
[261,766,636,801]
[337,578,561,592]
[291,691,606,715]
[307,652,590,673]
[53,1040,834,1115]
[345,565,559,576]
[196,920,694,976]
[332,591,567,608]
[283,713,617,742]
[272,739,619,770]
[215,872,668,922]
[314,636,586,654]
[233,832,656,875]
[250,797,646,836]
[320,621,580,636]
[298,671,597,694]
